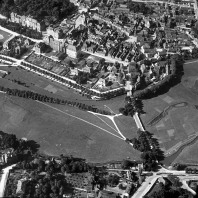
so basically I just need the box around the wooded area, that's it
[0,0,77,23]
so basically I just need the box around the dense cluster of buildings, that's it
[10,12,46,32]
[0,0,197,97]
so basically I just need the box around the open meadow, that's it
[141,60,198,164]
[2,59,198,164]
[0,92,140,163]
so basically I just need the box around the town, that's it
[0,0,198,197]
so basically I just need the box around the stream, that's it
[163,135,198,166]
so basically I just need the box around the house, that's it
[16,178,28,196]
[0,148,16,164]
[46,26,64,39]
[66,44,80,58]
[45,36,66,52]
[15,45,21,55]
[3,36,15,49]
[70,67,79,76]
[75,14,87,29]
[158,177,167,185]
[82,65,92,73]
[43,26,69,53]
[24,39,30,46]
[10,12,45,32]
[106,73,118,82]
[95,78,106,88]
[123,183,133,198]
[125,81,133,96]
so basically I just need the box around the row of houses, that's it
[10,12,45,32]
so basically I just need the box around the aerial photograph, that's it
[1,0,198,197]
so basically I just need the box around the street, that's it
[0,164,16,198]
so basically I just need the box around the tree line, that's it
[0,0,77,23]
[133,54,184,99]
[0,85,112,115]
[130,130,164,171]
[119,98,164,171]
[119,96,144,116]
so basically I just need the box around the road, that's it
[132,167,198,198]
[133,173,159,198]
[133,112,145,131]
[131,0,194,8]
[0,164,16,198]
[0,26,43,43]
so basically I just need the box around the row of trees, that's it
[119,96,144,116]
[130,130,164,171]
[127,2,154,15]
[21,61,126,100]
[0,19,42,39]
[0,85,112,115]
[17,156,90,175]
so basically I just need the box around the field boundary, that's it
[164,134,198,158]
[147,102,188,126]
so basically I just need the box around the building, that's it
[106,73,118,82]
[45,36,66,52]
[16,178,28,196]
[0,148,16,164]
[46,26,64,39]
[75,14,87,29]
[10,12,45,32]
[34,42,48,54]
[44,29,67,53]
[94,78,106,88]
[66,44,80,58]
[123,183,133,198]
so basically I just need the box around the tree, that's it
[122,160,133,169]
[108,174,120,187]
[1,133,19,149]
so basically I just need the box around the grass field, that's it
[3,59,198,164]
[173,139,198,164]
[114,116,138,139]
[0,29,13,43]
[0,92,140,163]
[141,60,198,163]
